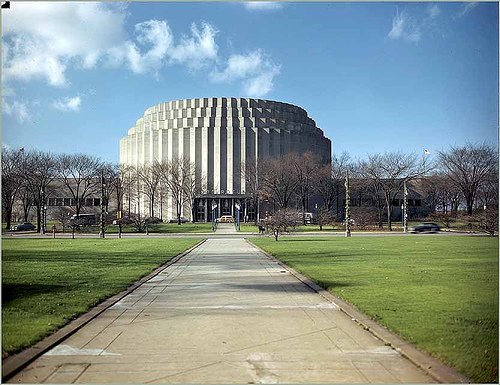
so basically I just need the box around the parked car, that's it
[168,217,189,223]
[10,222,36,231]
[218,216,234,223]
[410,222,440,233]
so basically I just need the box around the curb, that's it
[1,239,206,382]
[246,239,470,384]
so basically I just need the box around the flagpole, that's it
[423,148,431,176]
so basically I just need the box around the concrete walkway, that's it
[215,222,237,235]
[10,239,435,384]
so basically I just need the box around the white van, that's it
[298,212,313,224]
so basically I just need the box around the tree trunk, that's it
[36,205,42,233]
[466,195,474,216]
[23,205,31,222]
[302,197,307,225]
[5,207,13,230]
[385,196,393,231]
[335,187,340,221]
[128,193,131,217]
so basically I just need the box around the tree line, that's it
[1,149,202,231]
[2,143,497,233]
[248,143,498,232]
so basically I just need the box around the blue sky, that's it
[2,1,498,163]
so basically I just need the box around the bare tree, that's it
[2,147,24,229]
[98,162,119,214]
[120,164,137,218]
[438,143,498,215]
[182,162,204,223]
[18,184,34,222]
[316,209,333,231]
[260,154,299,210]
[359,152,423,231]
[314,164,336,213]
[314,152,352,220]
[291,152,321,224]
[57,154,102,217]
[419,173,463,214]
[351,207,378,229]
[112,164,136,217]
[161,157,191,225]
[136,161,162,218]
[242,158,262,223]
[478,207,498,236]
[23,150,59,232]
[267,208,300,241]
[54,206,74,233]
[360,179,386,228]
[477,167,498,212]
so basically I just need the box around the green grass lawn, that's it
[3,221,214,234]
[105,222,214,233]
[250,236,498,383]
[237,222,445,233]
[2,238,200,358]
[238,223,259,232]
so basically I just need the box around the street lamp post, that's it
[100,170,106,239]
[235,201,241,231]
[40,186,46,234]
[403,180,408,233]
[345,173,351,237]
[211,201,218,231]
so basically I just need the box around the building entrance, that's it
[193,195,252,222]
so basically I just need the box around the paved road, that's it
[10,238,435,383]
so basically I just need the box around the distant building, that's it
[120,97,332,221]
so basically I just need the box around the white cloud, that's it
[243,2,284,11]
[244,70,280,97]
[3,100,30,124]
[428,4,441,19]
[388,10,421,43]
[2,2,128,86]
[126,20,173,75]
[170,23,218,69]
[2,3,219,84]
[210,50,281,97]
[388,10,405,39]
[106,20,218,76]
[1,2,280,95]
[456,2,479,18]
[211,51,263,82]
[52,96,81,112]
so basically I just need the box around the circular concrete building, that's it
[120,97,331,221]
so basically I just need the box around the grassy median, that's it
[2,238,200,358]
[250,236,498,383]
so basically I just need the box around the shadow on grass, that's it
[2,250,168,264]
[2,283,69,305]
